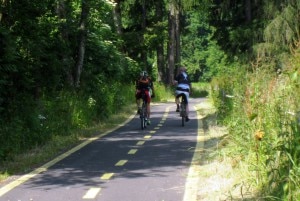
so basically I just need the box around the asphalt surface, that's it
[0,98,206,201]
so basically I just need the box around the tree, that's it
[167,0,177,84]
[56,0,75,87]
[154,0,166,82]
[112,0,123,36]
[74,0,90,88]
[166,0,199,84]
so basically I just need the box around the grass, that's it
[194,98,260,200]
[191,82,210,98]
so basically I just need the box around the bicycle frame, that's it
[177,93,187,127]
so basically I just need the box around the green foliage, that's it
[181,11,210,81]
[144,21,168,50]
[201,40,228,81]
[0,0,140,162]
[191,82,209,98]
[263,4,300,61]
[0,95,50,160]
[181,11,229,82]
[152,84,174,102]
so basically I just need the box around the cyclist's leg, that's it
[146,103,150,118]
[136,98,141,108]
[175,90,180,112]
[135,90,142,114]
[146,90,151,125]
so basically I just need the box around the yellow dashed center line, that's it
[83,188,101,199]
[101,173,114,180]
[136,141,145,145]
[115,160,128,166]
[83,105,172,200]
[128,149,138,154]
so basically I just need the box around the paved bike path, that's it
[0,98,206,201]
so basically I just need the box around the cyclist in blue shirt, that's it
[173,66,192,122]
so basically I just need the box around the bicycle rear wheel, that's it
[140,103,147,129]
[181,102,185,127]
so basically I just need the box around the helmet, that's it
[140,71,148,77]
[179,66,186,72]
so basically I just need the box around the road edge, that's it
[183,99,209,201]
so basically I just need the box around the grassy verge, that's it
[195,98,259,200]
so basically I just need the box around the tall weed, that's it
[212,57,300,199]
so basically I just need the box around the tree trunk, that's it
[57,0,74,87]
[0,0,10,24]
[141,0,147,70]
[245,0,251,23]
[167,1,176,85]
[0,0,4,23]
[155,0,165,83]
[175,9,180,72]
[112,0,123,35]
[74,0,90,88]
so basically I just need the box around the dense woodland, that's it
[1,0,300,200]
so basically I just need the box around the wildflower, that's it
[255,130,264,141]
[38,114,46,120]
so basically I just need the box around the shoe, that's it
[176,104,180,112]
[147,119,151,125]
[185,117,190,122]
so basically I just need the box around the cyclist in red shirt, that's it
[135,71,155,125]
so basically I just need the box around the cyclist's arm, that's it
[173,78,179,85]
[173,74,180,85]
[149,79,155,97]
[135,78,142,90]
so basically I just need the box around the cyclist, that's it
[173,66,192,122]
[135,71,155,125]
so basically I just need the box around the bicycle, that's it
[139,89,148,130]
[176,93,187,127]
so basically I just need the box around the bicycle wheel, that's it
[140,106,144,129]
[140,102,147,129]
[181,101,185,127]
